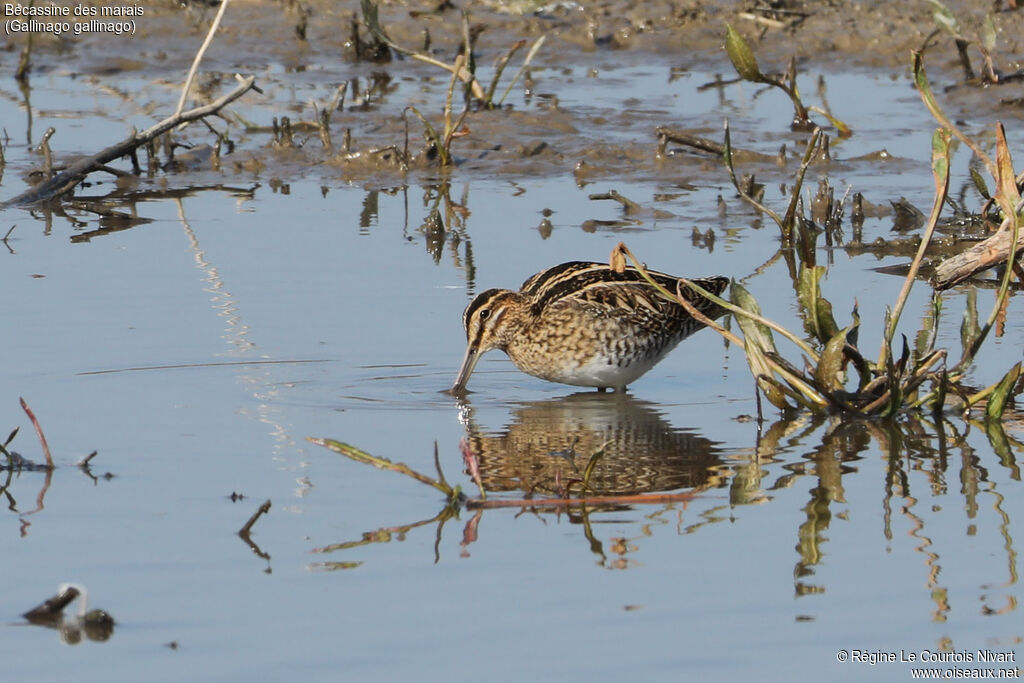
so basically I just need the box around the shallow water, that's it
[1,33,1022,683]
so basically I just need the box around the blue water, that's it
[0,24,1021,683]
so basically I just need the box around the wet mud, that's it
[3,0,1022,192]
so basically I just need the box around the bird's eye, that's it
[479,309,490,320]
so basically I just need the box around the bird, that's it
[450,261,729,393]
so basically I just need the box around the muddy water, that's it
[2,4,1023,681]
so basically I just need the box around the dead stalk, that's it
[175,0,231,118]
[19,397,53,470]
[239,499,272,536]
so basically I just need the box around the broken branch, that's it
[1,75,258,208]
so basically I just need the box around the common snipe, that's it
[451,261,729,393]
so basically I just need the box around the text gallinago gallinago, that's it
[451,261,729,393]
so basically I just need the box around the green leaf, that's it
[985,361,1021,420]
[969,166,991,200]
[807,105,852,138]
[797,265,839,345]
[880,342,904,417]
[931,127,951,188]
[925,0,960,34]
[895,334,911,378]
[960,287,979,359]
[848,302,860,349]
[994,123,1022,209]
[730,282,789,409]
[914,53,948,133]
[814,326,850,393]
[982,14,997,51]
[725,24,765,83]
[731,281,777,353]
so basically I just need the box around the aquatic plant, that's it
[359,0,544,166]
[724,24,850,137]
[924,0,1021,85]
[614,55,1023,421]
[360,0,544,110]
[1,398,53,471]
[404,53,472,167]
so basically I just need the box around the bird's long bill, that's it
[450,343,480,394]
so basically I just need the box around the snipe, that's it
[451,261,729,393]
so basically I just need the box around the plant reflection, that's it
[782,414,1019,621]
[311,500,462,571]
[1,401,109,537]
[311,402,1020,620]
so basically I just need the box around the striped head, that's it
[451,288,522,394]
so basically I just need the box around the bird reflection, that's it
[459,392,723,497]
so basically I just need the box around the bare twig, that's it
[239,499,271,536]
[3,2,254,209]
[175,0,231,117]
[496,34,546,106]
[19,397,53,470]
[77,451,99,468]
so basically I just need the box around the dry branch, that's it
[932,211,1022,289]
[1,75,258,209]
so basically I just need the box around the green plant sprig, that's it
[724,24,851,137]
